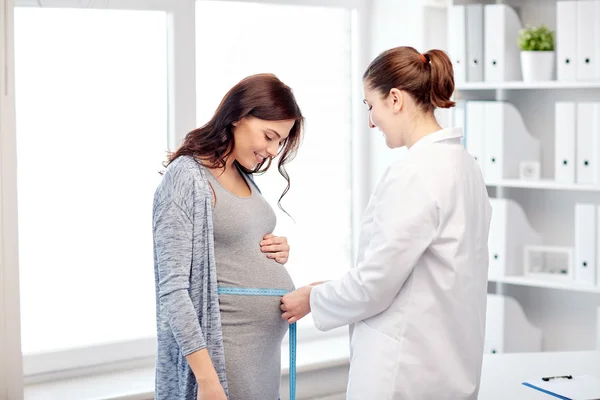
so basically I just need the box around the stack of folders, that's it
[556,1,600,82]
[448,4,522,83]
[555,102,600,185]
[458,101,540,181]
[450,1,600,83]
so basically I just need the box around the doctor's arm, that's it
[309,171,439,331]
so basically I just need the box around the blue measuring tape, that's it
[217,287,296,400]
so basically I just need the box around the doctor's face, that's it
[362,84,404,149]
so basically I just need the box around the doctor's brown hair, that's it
[363,46,455,112]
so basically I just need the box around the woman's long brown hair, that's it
[166,73,304,210]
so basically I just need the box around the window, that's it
[12,0,363,380]
[195,1,355,320]
[14,7,168,357]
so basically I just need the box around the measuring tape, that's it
[217,287,297,400]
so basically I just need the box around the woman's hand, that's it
[260,234,290,264]
[197,380,227,400]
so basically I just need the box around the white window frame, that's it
[1,0,24,397]
[14,0,196,382]
[9,0,371,383]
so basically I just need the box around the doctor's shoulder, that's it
[380,160,429,194]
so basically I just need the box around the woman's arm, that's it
[154,197,221,389]
[186,349,226,398]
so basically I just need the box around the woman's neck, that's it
[404,113,442,149]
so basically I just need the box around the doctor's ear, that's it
[388,88,404,113]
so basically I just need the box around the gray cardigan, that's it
[153,155,228,399]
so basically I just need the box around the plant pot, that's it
[520,51,555,82]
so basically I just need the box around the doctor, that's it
[281,46,492,400]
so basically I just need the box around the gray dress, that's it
[204,166,294,400]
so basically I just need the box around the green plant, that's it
[517,24,555,51]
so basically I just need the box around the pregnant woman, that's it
[152,73,304,400]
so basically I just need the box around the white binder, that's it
[576,0,600,81]
[485,294,542,354]
[434,108,452,129]
[453,101,466,147]
[488,198,542,279]
[596,205,600,286]
[597,307,600,349]
[483,102,541,181]
[484,4,522,82]
[448,5,467,84]
[557,1,578,81]
[465,4,484,82]
[575,203,596,285]
[555,102,576,183]
[576,102,600,184]
[465,101,486,173]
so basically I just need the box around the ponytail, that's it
[423,49,456,109]
[363,46,456,112]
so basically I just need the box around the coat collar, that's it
[409,127,463,153]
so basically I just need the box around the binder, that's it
[465,101,486,173]
[523,375,600,400]
[484,4,522,82]
[576,0,600,81]
[575,203,596,285]
[448,5,467,84]
[453,101,466,147]
[488,198,541,279]
[483,102,540,181]
[484,294,542,354]
[597,307,600,350]
[434,108,452,129]
[555,102,576,183]
[557,1,578,81]
[576,102,600,184]
[465,4,484,82]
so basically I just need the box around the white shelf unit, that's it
[457,81,600,90]
[445,0,600,353]
[490,276,600,294]
[485,179,600,191]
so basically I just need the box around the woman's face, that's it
[232,116,295,170]
[362,83,407,149]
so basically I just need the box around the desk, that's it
[479,351,600,399]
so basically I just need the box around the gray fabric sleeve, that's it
[154,199,206,356]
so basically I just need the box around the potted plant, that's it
[517,24,555,82]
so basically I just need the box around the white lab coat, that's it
[310,127,492,400]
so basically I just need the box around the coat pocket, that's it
[346,320,401,400]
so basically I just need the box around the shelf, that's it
[456,81,600,90]
[491,276,600,293]
[485,179,600,192]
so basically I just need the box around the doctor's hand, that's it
[280,286,313,324]
[260,234,289,265]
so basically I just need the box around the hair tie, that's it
[419,53,428,64]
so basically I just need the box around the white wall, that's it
[0,0,24,398]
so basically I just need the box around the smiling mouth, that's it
[254,152,269,162]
